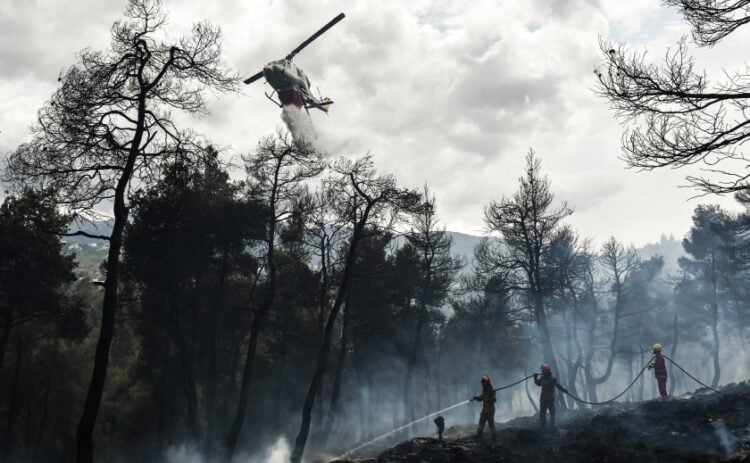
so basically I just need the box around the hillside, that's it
[61,224,686,281]
[331,383,750,463]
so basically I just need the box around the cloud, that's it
[0,0,745,245]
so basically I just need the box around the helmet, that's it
[540,363,551,373]
[480,374,490,383]
[653,343,662,353]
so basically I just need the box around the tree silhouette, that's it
[596,0,750,194]
[4,1,235,460]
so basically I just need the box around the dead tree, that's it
[290,156,420,463]
[3,1,235,461]
[400,186,461,425]
[482,149,572,408]
[665,0,750,46]
[596,0,750,194]
[584,238,638,402]
[224,135,322,460]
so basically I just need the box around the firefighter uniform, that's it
[474,375,496,437]
[649,344,668,400]
[534,364,567,427]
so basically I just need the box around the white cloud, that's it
[0,0,745,245]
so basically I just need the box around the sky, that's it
[1,0,748,247]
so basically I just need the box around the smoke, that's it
[711,420,737,456]
[163,437,291,463]
[252,437,291,463]
[163,445,205,463]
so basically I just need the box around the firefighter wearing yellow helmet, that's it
[647,343,668,400]
[472,375,496,439]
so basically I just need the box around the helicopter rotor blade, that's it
[286,12,345,61]
[243,70,265,85]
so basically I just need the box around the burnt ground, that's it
[329,382,750,463]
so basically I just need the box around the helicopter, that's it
[243,13,345,114]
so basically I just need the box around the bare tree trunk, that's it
[221,343,242,435]
[669,312,679,396]
[169,300,202,441]
[74,198,127,463]
[317,234,330,345]
[402,305,427,422]
[205,252,228,457]
[34,384,50,461]
[224,308,267,457]
[75,92,143,463]
[290,202,374,463]
[584,281,622,402]
[2,340,24,463]
[711,262,721,387]
[524,336,539,413]
[0,314,12,376]
[637,350,644,402]
[320,299,351,444]
[564,313,582,409]
[436,334,443,410]
[225,155,286,460]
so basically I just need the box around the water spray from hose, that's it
[341,374,536,458]
[341,399,470,458]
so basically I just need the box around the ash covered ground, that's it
[331,382,750,463]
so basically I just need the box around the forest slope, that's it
[332,382,750,463]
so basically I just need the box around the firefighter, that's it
[433,415,445,441]
[648,343,668,400]
[472,374,496,438]
[533,363,568,428]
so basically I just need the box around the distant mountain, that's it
[446,231,482,267]
[60,222,685,281]
[63,220,113,279]
[444,231,686,278]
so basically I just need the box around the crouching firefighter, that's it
[473,375,496,438]
[533,363,567,428]
[648,343,668,400]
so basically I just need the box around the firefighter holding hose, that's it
[473,374,496,439]
[533,363,567,428]
[648,343,668,400]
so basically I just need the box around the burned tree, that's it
[121,151,264,451]
[400,186,462,425]
[584,238,638,401]
[665,0,750,46]
[544,226,593,406]
[290,156,420,463]
[224,135,323,459]
[481,149,572,407]
[677,205,736,386]
[3,1,235,461]
[596,0,750,194]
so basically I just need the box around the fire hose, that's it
[562,354,719,405]
[662,354,719,393]
[561,356,655,405]
[491,375,535,393]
